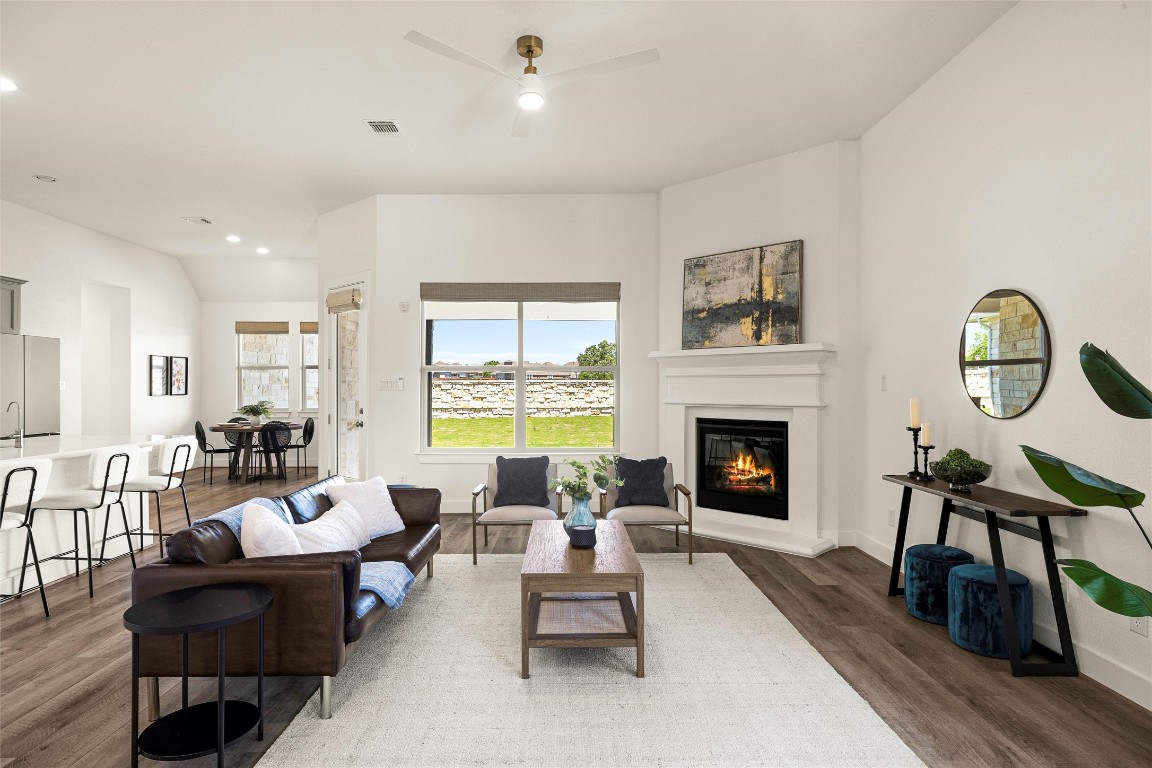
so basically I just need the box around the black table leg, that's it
[888,486,913,596]
[983,511,1078,676]
[257,613,265,741]
[936,498,954,545]
[217,627,226,768]
[131,633,139,768]
[181,634,189,709]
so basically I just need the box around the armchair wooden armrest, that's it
[674,484,693,522]
[597,487,608,518]
[471,483,487,517]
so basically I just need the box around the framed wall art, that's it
[149,355,169,396]
[169,356,188,396]
[682,239,802,349]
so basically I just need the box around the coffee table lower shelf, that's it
[522,591,644,678]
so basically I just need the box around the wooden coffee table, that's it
[520,519,644,679]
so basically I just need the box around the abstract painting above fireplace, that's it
[696,418,788,519]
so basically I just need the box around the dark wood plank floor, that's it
[3,469,1151,767]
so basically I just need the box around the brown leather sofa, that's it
[131,475,441,719]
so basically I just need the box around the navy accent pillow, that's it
[615,457,670,507]
[493,456,551,507]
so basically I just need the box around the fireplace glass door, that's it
[696,418,788,519]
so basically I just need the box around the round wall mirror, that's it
[959,289,1050,419]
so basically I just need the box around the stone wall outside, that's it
[431,379,614,419]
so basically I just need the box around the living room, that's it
[1,2,1150,767]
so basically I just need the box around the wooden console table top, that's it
[883,474,1087,518]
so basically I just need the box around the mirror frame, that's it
[958,289,1051,420]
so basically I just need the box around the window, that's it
[236,322,290,410]
[421,283,620,450]
[301,322,319,411]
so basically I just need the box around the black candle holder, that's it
[920,444,935,480]
[907,426,923,478]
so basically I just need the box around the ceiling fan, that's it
[404,30,660,137]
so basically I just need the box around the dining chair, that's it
[600,459,694,564]
[284,416,315,475]
[471,459,558,564]
[256,421,292,484]
[0,459,53,617]
[121,437,196,557]
[28,445,139,599]
[194,421,239,485]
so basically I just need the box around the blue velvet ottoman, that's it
[948,564,1033,658]
[904,544,975,624]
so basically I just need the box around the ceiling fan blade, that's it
[512,109,533,138]
[404,30,519,84]
[542,48,660,90]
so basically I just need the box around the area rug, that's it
[257,554,924,768]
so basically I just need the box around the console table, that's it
[883,474,1086,677]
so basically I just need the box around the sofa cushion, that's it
[606,505,686,524]
[477,506,558,523]
[325,476,405,538]
[282,474,346,524]
[358,524,441,572]
[167,521,243,564]
[493,455,550,507]
[241,503,303,558]
[294,499,372,554]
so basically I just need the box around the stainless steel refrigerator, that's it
[1,334,61,437]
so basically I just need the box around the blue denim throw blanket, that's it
[358,561,415,609]
[193,497,289,540]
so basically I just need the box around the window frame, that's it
[235,329,292,415]
[420,300,620,453]
[300,329,320,413]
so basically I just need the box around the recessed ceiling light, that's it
[255,247,270,255]
[226,234,241,243]
[0,78,18,92]
[34,175,58,183]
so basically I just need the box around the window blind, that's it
[235,321,289,334]
[300,322,318,333]
[326,288,362,313]
[419,282,620,302]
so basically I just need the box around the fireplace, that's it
[696,418,788,519]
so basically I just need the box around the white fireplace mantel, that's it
[651,343,837,558]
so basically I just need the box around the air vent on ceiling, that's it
[180,216,213,225]
[364,120,400,134]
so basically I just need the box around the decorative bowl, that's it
[930,461,992,492]
[565,524,597,549]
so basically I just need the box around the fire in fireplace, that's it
[696,418,788,519]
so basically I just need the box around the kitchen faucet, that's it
[6,401,22,448]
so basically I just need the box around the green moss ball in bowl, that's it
[930,448,992,492]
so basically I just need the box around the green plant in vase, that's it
[238,400,276,425]
[1021,343,1151,617]
[551,455,623,548]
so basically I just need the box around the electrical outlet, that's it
[887,508,896,527]
[881,374,888,392]
[398,473,408,485]
[1131,617,1149,637]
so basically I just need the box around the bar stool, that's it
[0,459,52,617]
[28,445,139,599]
[121,437,196,558]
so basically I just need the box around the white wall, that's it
[657,141,862,541]
[183,257,318,302]
[857,2,1151,706]
[317,194,660,512]
[0,200,200,437]
[198,301,320,467]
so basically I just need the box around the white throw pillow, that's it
[325,476,405,538]
[241,503,303,558]
[294,499,372,554]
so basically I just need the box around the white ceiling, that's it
[0,1,1013,264]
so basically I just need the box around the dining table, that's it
[207,422,303,484]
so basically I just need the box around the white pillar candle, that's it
[909,398,921,428]
[921,422,932,445]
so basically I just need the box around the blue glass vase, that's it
[563,496,597,549]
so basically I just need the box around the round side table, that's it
[123,582,273,768]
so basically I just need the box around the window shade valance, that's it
[300,322,319,333]
[419,282,620,302]
[235,321,289,334]
[326,288,362,314]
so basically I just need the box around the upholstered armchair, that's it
[471,458,558,564]
[600,459,693,564]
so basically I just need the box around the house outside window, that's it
[236,321,290,411]
[301,321,320,411]
[420,282,620,450]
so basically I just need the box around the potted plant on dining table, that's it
[238,400,276,426]
[550,455,622,549]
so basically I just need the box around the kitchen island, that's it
[0,434,191,596]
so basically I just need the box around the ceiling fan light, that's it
[518,90,544,110]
